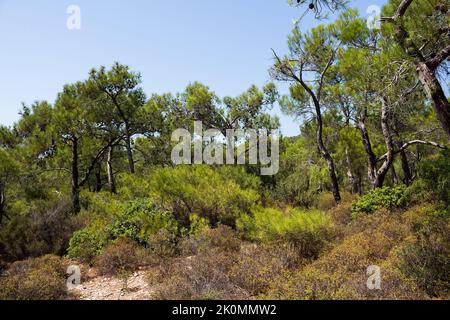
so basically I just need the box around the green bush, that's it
[351,186,408,215]
[149,165,260,227]
[238,207,334,259]
[67,223,108,264]
[417,150,450,206]
[67,200,181,263]
[0,197,84,262]
[0,255,68,300]
[107,199,180,247]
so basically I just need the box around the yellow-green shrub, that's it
[238,207,334,259]
[149,165,260,227]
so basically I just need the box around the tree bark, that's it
[315,109,341,203]
[416,61,450,138]
[71,137,81,214]
[373,98,395,188]
[95,163,102,192]
[357,118,378,187]
[398,144,412,185]
[107,144,117,194]
[124,126,135,174]
[388,10,450,138]
[345,147,359,194]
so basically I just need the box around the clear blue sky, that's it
[0,0,386,136]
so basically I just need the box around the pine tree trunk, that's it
[125,129,135,174]
[417,62,450,138]
[71,137,81,214]
[399,145,412,185]
[95,163,102,192]
[316,114,341,204]
[107,144,117,194]
[372,98,395,189]
[345,147,359,194]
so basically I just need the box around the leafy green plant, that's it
[107,199,180,246]
[351,186,409,215]
[67,223,108,264]
[238,207,334,259]
[149,165,260,227]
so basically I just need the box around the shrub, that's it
[317,193,337,212]
[238,207,334,259]
[152,249,248,300]
[416,150,450,206]
[94,238,141,277]
[67,200,181,263]
[0,197,84,261]
[0,255,68,300]
[108,199,180,247]
[396,207,449,297]
[179,225,241,256]
[228,243,297,296]
[264,230,418,300]
[149,165,260,227]
[351,186,408,215]
[67,223,108,264]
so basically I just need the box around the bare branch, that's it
[378,139,448,162]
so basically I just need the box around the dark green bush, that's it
[67,223,108,264]
[67,200,181,263]
[107,199,180,246]
[417,150,450,206]
[351,186,408,215]
[0,197,83,262]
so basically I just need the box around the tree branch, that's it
[427,44,450,71]
[378,139,447,162]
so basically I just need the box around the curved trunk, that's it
[373,98,395,188]
[416,62,450,138]
[393,23,450,138]
[315,106,341,204]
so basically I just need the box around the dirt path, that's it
[69,270,153,300]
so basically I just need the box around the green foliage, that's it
[107,199,179,245]
[417,150,450,206]
[351,186,409,215]
[0,197,83,262]
[238,207,334,258]
[67,199,180,263]
[150,165,260,227]
[67,223,108,264]
[398,206,450,297]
